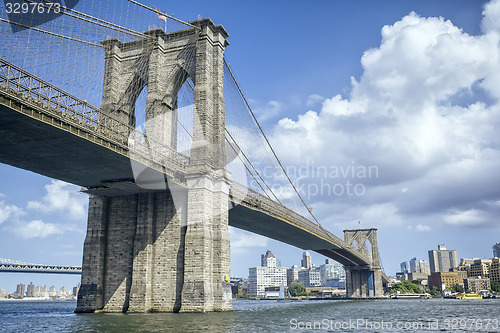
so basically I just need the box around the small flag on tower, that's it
[154,6,167,22]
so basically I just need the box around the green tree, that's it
[429,286,442,297]
[491,281,500,292]
[390,280,422,294]
[451,284,464,293]
[236,291,249,298]
[288,281,306,297]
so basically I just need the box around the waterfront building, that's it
[301,251,312,269]
[298,267,321,287]
[249,250,287,298]
[493,243,500,258]
[464,277,491,293]
[428,271,465,291]
[287,265,299,285]
[407,272,429,281]
[459,258,500,283]
[320,259,346,287]
[428,244,458,273]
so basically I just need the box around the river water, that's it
[0,298,498,332]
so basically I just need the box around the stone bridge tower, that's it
[76,18,232,313]
[343,228,384,298]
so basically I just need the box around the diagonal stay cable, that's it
[224,129,283,205]
[184,79,283,204]
[223,57,325,229]
[173,98,273,201]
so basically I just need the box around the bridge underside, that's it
[0,100,132,187]
[0,94,184,190]
[229,204,369,267]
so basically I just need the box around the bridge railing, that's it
[0,58,190,171]
[230,181,344,247]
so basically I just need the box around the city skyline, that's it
[2,0,500,291]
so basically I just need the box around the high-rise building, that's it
[249,250,287,297]
[301,252,312,269]
[73,283,81,297]
[469,259,492,278]
[261,250,277,268]
[490,258,500,283]
[400,261,408,274]
[493,243,500,258]
[428,245,458,273]
[419,260,430,275]
[26,282,35,297]
[409,257,418,273]
[16,283,25,297]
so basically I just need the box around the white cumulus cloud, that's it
[229,227,268,254]
[0,200,24,224]
[267,2,500,231]
[27,180,88,220]
[8,220,78,239]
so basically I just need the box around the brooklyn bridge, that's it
[0,0,388,313]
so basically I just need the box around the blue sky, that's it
[1,0,500,291]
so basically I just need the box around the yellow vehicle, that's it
[459,293,482,299]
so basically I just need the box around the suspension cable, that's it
[223,58,323,228]
[0,18,103,47]
[32,0,149,39]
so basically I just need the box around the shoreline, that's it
[0,297,76,302]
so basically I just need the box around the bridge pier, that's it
[76,18,232,313]
[345,266,383,298]
[76,191,187,313]
[76,176,232,313]
[343,228,385,298]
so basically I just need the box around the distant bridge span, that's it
[0,258,81,275]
